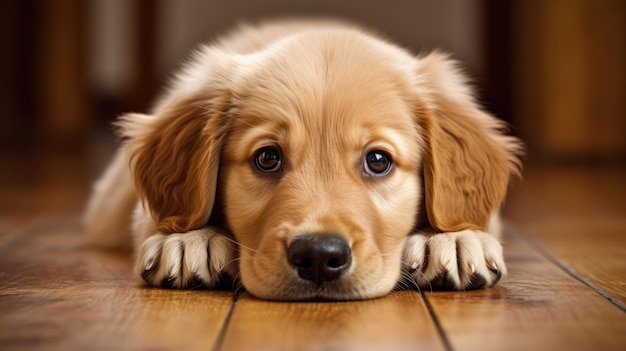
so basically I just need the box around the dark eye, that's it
[254,147,282,173]
[364,150,393,176]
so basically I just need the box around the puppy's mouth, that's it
[277,281,359,302]
[268,274,370,302]
[239,229,402,301]
[246,233,379,301]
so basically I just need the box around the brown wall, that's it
[513,0,626,161]
[2,0,625,163]
[2,0,483,151]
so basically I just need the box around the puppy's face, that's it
[220,33,423,300]
[123,28,521,301]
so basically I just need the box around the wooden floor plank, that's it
[505,164,626,307]
[219,291,445,351]
[426,225,626,351]
[520,220,626,310]
[0,220,234,351]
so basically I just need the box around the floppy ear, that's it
[415,52,522,232]
[118,49,234,234]
[118,93,232,234]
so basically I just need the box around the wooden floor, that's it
[1,149,625,351]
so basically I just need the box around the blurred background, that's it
[0,0,625,214]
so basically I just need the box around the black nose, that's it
[287,234,352,285]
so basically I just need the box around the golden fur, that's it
[85,19,522,300]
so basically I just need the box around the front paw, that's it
[135,228,236,289]
[402,230,506,290]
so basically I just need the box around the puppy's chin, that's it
[262,288,391,302]
[243,277,399,302]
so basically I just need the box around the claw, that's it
[491,269,502,285]
[145,258,155,271]
[141,269,154,284]
[487,259,498,271]
[468,263,476,274]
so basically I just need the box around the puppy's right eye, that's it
[254,147,282,173]
[363,150,393,177]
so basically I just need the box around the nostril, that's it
[287,234,352,285]
[292,256,312,269]
[327,257,342,269]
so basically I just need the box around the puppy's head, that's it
[121,28,521,300]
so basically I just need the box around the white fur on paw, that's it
[402,230,506,290]
[135,228,236,289]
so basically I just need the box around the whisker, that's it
[221,236,259,255]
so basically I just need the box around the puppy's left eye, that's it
[254,147,283,173]
[364,150,393,176]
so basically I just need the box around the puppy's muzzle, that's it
[287,234,352,285]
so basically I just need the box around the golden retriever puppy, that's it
[85,19,522,300]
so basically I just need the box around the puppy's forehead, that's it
[231,30,419,139]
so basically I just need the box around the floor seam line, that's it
[421,292,454,351]
[211,292,239,351]
[508,223,626,312]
